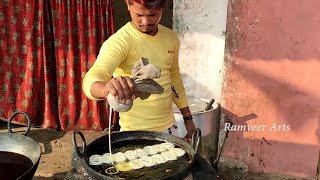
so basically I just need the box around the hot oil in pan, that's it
[0,151,33,180]
[90,139,191,179]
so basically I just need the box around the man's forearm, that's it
[179,106,192,117]
[90,81,108,100]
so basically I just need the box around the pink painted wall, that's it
[223,0,320,178]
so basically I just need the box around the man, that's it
[82,0,196,141]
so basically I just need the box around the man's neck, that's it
[130,21,158,36]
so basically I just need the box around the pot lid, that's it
[172,98,209,113]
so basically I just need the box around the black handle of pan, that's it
[205,99,215,111]
[7,111,31,135]
[191,128,201,153]
[72,131,87,157]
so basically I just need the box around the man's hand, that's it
[178,107,196,142]
[105,76,137,104]
[90,76,137,103]
[184,120,196,142]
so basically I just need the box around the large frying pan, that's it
[0,111,41,180]
[73,129,201,180]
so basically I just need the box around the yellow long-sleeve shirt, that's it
[82,22,188,131]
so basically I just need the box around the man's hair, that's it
[128,0,166,9]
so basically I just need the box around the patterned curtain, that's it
[0,0,117,130]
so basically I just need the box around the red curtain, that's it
[0,0,117,130]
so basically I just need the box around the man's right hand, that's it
[105,76,136,104]
[91,76,137,104]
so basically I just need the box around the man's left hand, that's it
[184,120,196,142]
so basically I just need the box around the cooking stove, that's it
[65,152,217,180]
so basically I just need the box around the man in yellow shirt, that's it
[82,0,196,141]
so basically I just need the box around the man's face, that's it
[126,1,163,36]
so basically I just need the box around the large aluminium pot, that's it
[173,98,219,137]
[0,111,41,180]
[72,129,201,180]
